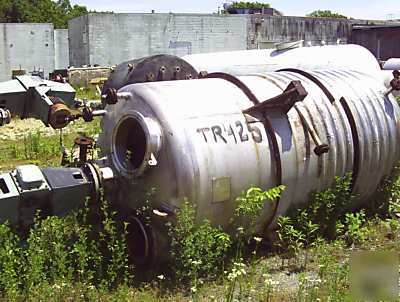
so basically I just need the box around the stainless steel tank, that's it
[182,44,382,76]
[99,69,400,263]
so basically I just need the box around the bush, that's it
[169,201,231,283]
[0,197,132,299]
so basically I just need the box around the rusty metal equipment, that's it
[74,136,95,163]
[101,54,198,107]
[98,68,400,264]
[0,108,11,127]
[0,75,107,129]
[0,45,400,266]
[0,163,114,227]
[0,75,76,128]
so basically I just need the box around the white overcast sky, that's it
[70,0,399,20]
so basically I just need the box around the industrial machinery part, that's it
[100,45,383,107]
[99,69,400,264]
[383,58,400,70]
[0,75,76,128]
[0,108,11,126]
[0,163,113,228]
[182,44,382,77]
[101,54,198,106]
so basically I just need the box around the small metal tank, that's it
[99,69,400,263]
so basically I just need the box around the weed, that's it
[168,201,231,286]
[0,223,23,298]
[226,185,285,302]
[0,196,132,299]
[342,210,369,245]
[276,216,305,268]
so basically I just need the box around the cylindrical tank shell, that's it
[182,45,381,77]
[99,70,400,235]
[383,58,400,70]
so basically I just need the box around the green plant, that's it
[225,259,247,302]
[289,174,354,242]
[225,185,284,301]
[229,1,270,9]
[0,196,133,299]
[99,199,130,288]
[0,223,23,298]
[23,131,60,160]
[276,216,304,268]
[169,201,231,285]
[73,85,100,100]
[307,10,347,19]
[234,185,285,234]
[342,210,369,245]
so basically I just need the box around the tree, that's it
[230,1,270,9]
[0,0,88,28]
[225,2,271,14]
[307,10,348,19]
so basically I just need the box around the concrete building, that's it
[68,13,388,67]
[0,14,395,81]
[350,24,400,61]
[247,15,357,49]
[0,23,70,81]
[0,23,54,81]
[68,13,248,67]
[54,29,70,69]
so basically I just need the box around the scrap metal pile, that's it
[0,44,399,264]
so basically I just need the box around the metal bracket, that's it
[244,80,329,156]
[243,80,307,115]
[385,70,400,96]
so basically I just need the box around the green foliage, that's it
[226,185,285,302]
[274,174,357,269]
[342,210,369,245]
[307,10,347,19]
[0,0,88,28]
[276,216,304,262]
[169,201,231,284]
[0,223,23,297]
[234,185,285,234]
[230,1,270,9]
[367,166,400,217]
[23,131,60,160]
[293,173,354,241]
[0,197,132,299]
[74,85,100,100]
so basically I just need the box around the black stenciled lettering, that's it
[235,120,249,142]
[211,126,227,143]
[197,127,210,142]
[247,123,263,143]
[226,125,238,143]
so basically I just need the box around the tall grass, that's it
[0,197,133,300]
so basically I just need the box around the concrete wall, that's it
[0,23,55,81]
[68,15,89,67]
[54,29,70,69]
[69,13,248,66]
[247,16,355,48]
[69,13,390,67]
[350,26,400,61]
